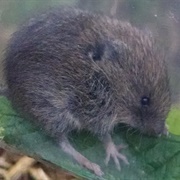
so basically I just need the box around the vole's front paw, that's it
[105,142,129,170]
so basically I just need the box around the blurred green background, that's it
[0,0,180,104]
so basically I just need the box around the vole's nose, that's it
[157,124,169,137]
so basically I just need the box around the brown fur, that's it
[4,7,171,142]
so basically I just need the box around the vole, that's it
[4,7,171,176]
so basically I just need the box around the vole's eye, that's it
[141,96,150,106]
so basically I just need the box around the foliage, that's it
[0,1,180,178]
[167,107,180,135]
[0,96,179,180]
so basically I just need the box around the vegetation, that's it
[0,96,179,179]
[0,0,180,179]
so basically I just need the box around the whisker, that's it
[137,131,143,148]
[129,128,139,136]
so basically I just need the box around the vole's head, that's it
[87,34,171,136]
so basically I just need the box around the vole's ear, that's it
[87,41,105,61]
[104,40,128,63]
[87,40,128,62]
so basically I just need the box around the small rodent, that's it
[4,7,171,176]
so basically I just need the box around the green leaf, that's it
[167,107,180,135]
[0,96,180,180]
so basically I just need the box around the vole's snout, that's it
[158,124,169,137]
[148,123,168,137]
[140,120,168,137]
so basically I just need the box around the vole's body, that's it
[4,8,171,175]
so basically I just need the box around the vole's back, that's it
[5,8,117,137]
[4,7,171,138]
